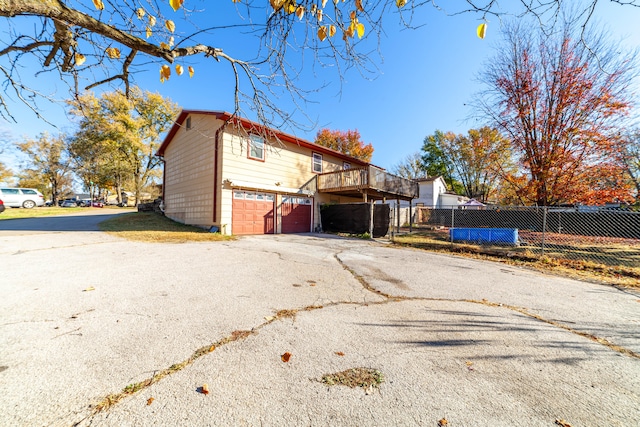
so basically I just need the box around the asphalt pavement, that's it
[0,213,638,426]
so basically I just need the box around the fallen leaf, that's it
[264,316,275,321]
[465,361,473,366]
[292,284,302,287]
[438,418,448,426]
[201,383,209,395]
[334,351,345,356]
[281,352,292,362]
[555,420,572,427]
[209,345,215,352]
[146,397,154,405]
[83,286,95,292]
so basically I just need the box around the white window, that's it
[248,135,265,161]
[265,194,275,202]
[312,153,323,173]
[233,191,244,199]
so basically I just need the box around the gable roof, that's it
[157,110,370,167]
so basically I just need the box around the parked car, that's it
[91,201,104,208]
[0,188,45,208]
[60,199,78,208]
[0,199,5,214]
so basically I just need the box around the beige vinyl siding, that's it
[163,115,223,226]
[219,130,350,233]
[221,131,347,190]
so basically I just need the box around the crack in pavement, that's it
[1,240,116,256]
[72,248,639,426]
[333,252,640,360]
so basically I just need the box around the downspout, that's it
[158,156,166,200]
[212,123,225,223]
[154,154,166,214]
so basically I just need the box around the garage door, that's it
[282,196,312,233]
[232,191,275,235]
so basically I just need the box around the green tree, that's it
[421,131,461,193]
[15,133,73,204]
[69,88,179,205]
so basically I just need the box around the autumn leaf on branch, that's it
[0,0,636,131]
[315,128,374,162]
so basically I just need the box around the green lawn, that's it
[0,205,127,220]
[99,212,233,243]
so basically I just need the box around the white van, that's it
[0,188,45,208]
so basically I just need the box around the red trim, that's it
[157,110,370,167]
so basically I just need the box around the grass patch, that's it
[0,206,104,220]
[393,231,640,288]
[98,212,233,243]
[320,368,384,392]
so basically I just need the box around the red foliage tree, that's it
[478,19,636,206]
[314,128,374,162]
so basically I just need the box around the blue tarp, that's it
[450,228,518,245]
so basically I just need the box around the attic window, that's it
[312,153,323,173]
[186,116,192,130]
[248,135,265,161]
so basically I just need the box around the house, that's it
[415,177,448,207]
[389,176,469,208]
[156,110,418,235]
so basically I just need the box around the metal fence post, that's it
[450,206,455,242]
[541,206,547,256]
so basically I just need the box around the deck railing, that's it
[317,166,418,199]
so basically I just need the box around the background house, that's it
[157,110,416,235]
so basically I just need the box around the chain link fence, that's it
[398,205,640,271]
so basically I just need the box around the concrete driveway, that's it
[0,214,638,426]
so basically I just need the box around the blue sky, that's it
[1,1,640,174]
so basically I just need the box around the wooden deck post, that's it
[369,200,374,237]
[396,198,400,233]
[409,200,413,233]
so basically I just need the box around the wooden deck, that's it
[317,166,418,201]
